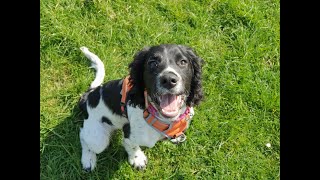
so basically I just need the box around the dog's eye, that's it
[148,60,158,68]
[179,59,188,66]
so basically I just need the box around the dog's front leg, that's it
[123,105,161,170]
[123,137,147,170]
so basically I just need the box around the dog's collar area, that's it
[120,76,190,142]
[120,77,133,116]
[143,107,190,141]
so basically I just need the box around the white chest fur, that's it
[126,105,164,148]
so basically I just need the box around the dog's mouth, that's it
[156,94,184,118]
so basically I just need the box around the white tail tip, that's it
[79,46,106,89]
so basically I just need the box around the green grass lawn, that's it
[40,0,280,179]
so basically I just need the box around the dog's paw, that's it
[81,150,97,172]
[128,150,148,170]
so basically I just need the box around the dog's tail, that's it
[80,47,105,89]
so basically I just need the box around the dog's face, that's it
[129,44,204,120]
[143,45,193,118]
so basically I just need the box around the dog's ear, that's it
[128,46,150,108]
[179,45,205,107]
[128,46,150,88]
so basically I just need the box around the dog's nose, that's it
[160,73,179,89]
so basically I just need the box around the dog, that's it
[78,44,204,171]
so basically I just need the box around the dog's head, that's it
[128,44,204,120]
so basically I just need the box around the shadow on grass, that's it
[40,104,129,179]
[41,2,132,176]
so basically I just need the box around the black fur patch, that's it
[88,86,101,108]
[101,79,123,116]
[101,116,113,125]
[128,47,150,109]
[123,123,130,138]
[78,89,91,119]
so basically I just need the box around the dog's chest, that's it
[127,106,163,148]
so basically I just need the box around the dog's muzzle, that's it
[159,72,179,90]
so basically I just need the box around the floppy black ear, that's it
[179,45,205,107]
[127,47,150,108]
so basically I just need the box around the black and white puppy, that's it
[78,44,204,171]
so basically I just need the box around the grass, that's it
[40,0,280,179]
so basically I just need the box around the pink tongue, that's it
[160,94,178,112]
